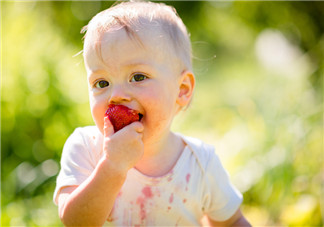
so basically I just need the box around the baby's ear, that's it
[176,70,195,108]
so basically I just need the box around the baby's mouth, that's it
[138,113,144,122]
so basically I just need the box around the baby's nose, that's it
[109,84,131,104]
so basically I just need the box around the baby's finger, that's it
[104,116,114,137]
[129,121,144,133]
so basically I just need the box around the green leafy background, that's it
[1,1,323,226]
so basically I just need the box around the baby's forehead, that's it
[87,25,177,60]
[106,25,172,49]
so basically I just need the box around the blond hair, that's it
[82,1,192,71]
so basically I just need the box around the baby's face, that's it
[84,27,183,143]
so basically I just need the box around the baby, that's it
[54,1,251,226]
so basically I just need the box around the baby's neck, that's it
[134,132,185,177]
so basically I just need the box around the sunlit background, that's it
[1,1,323,226]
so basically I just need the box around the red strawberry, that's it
[105,104,141,132]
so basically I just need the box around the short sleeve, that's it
[53,128,98,205]
[202,152,243,221]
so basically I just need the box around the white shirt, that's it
[54,126,242,226]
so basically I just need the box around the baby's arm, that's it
[207,209,251,227]
[57,162,126,226]
[57,117,144,226]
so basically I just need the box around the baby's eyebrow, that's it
[123,62,161,73]
[88,69,107,75]
[88,69,108,81]
[122,62,149,69]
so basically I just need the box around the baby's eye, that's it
[95,80,109,88]
[130,73,147,82]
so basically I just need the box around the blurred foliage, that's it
[1,1,323,226]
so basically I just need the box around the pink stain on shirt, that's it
[169,193,174,203]
[136,197,146,220]
[186,173,191,183]
[136,186,154,222]
[142,186,153,198]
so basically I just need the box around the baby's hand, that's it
[102,116,144,173]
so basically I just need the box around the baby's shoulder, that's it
[65,126,102,147]
[71,126,101,139]
[180,134,217,169]
[63,126,103,160]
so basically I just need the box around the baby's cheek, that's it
[90,102,106,134]
[150,99,176,126]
